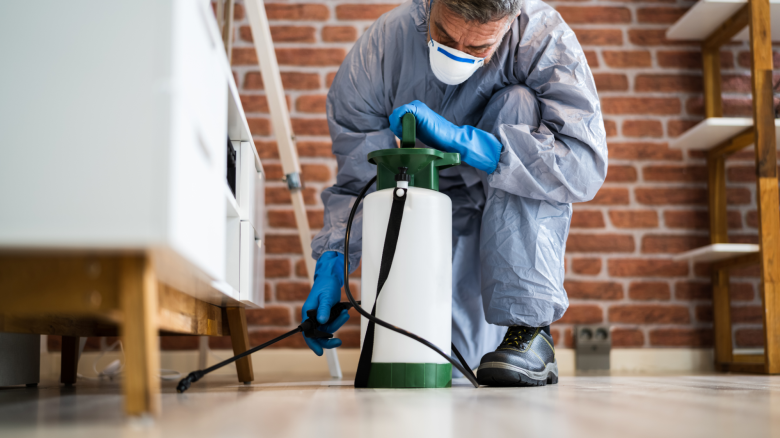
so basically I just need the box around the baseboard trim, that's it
[610,348,714,373]
[40,348,717,382]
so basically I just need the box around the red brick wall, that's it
[227,0,772,351]
[47,1,771,354]
[52,1,763,356]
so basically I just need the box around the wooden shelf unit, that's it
[667,0,780,374]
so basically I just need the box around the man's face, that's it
[428,2,513,63]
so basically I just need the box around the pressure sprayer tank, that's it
[359,114,461,388]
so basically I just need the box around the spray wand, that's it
[176,302,355,393]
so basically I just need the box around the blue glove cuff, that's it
[455,126,503,174]
[314,251,345,288]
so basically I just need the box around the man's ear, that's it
[505,12,519,31]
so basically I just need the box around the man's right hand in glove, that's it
[301,251,350,356]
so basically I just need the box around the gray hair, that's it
[437,0,522,23]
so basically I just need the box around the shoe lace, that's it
[498,326,536,350]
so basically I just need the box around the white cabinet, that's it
[0,0,265,308]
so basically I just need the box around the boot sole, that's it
[476,361,559,387]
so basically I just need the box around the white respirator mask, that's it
[428,38,485,85]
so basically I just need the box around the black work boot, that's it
[476,326,558,387]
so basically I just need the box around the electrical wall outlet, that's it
[575,325,611,371]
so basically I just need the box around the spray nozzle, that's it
[395,167,410,182]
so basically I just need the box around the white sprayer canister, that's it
[360,186,452,368]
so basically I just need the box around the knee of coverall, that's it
[476,84,541,136]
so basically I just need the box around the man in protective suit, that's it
[300,0,607,386]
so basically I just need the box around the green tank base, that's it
[365,362,452,388]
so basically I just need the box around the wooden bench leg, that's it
[226,307,254,384]
[60,336,80,386]
[712,268,733,368]
[120,256,160,416]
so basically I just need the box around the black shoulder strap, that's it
[354,187,407,388]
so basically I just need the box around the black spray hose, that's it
[342,176,480,388]
[177,301,356,393]
[176,328,300,393]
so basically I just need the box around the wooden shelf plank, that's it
[732,354,765,364]
[667,0,780,42]
[669,118,780,150]
[672,243,759,262]
[670,117,751,150]
[724,362,767,373]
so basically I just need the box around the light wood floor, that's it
[1,372,779,437]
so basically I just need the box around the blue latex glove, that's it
[389,100,503,174]
[301,251,350,356]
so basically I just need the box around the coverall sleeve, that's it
[310,22,397,271]
[486,5,608,203]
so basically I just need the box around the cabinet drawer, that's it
[240,221,264,307]
[253,171,265,241]
[224,217,240,294]
[238,142,262,230]
[168,114,227,282]
[171,0,227,167]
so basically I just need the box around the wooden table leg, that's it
[60,336,80,386]
[120,256,160,416]
[226,307,254,384]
